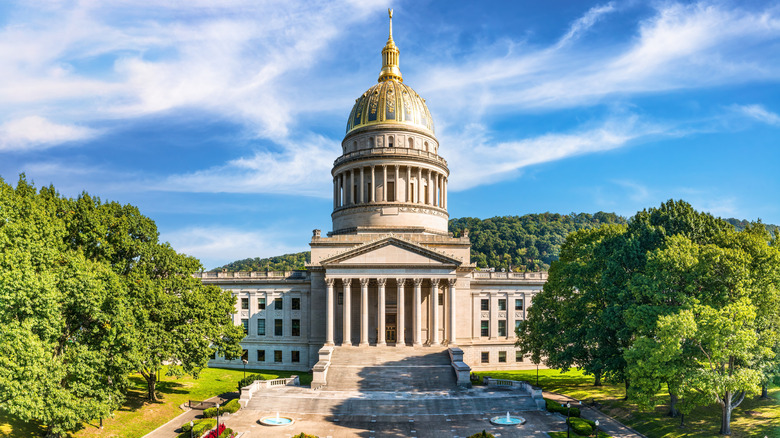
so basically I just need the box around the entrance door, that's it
[386,314,397,343]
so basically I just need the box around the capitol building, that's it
[198,11,546,377]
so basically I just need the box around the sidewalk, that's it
[543,391,647,438]
[143,394,235,438]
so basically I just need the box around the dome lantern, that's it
[378,9,403,83]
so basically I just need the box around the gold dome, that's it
[345,9,435,135]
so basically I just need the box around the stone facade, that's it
[203,11,546,373]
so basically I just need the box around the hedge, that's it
[237,373,267,391]
[178,418,216,438]
[203,399,241,418]
[545,398,581,417]
[567,417,595,435]
[467,431,495,438]
[291,434,318,438]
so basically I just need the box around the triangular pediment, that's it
[320,236,462,267]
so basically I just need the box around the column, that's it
[417,167,423,204]
[342,279,352,346]
[394,165,400,202]
[444,177,448,209]
[325,278,335,345]
[370,165,376,202]
[359,167,364,204]
[396,279,406,347]
[377,278,387,346]
[360,278,370,346]
[382,165,387,202]
[333,177,337,209]
[434,173,439,207]
[337,174,343,207]
[427,170,433,205]
[448,279,457,345]
[406,166,412,202]
[413,278,423,346]
[349,169,355,205]
[430,278,440,345]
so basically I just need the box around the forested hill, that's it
[213,214,778,272]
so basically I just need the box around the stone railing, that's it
[482,377,545,410]
[448,347,472,388]
[334,147,448,167]
[194,270,310,280]
[472,271,548,280]
[311,346,334,390]
[238,376,300,408]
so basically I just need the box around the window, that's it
[408,137,414,148]
[438,293,444,305]
[241,319,249,335]
[387,181,395,201]
[292,319,301,337]
[338,292,343,305]
[369,137,375,148]
[274,350,282,363]
[365,183,372,203]
[515,320,522,333]
[498,351,507,363]
[481,320,489,337]
[292,298,300,310]
[480,299,489,311]
[481,352,489,363]
[498,320,507,337]
[257,350,265,361]
[498,299,507,311]
[258,298,266,310]
[515,298,524,311]
[274,319,283,336]
[242,349,248,361]
[424,141,429,151]
[516,351,524,362]
[388,136,394,147]
[257,319,266,336]
[241,298,249,310]
[275,299,283,310]
[291,351,300,363]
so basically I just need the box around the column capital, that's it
[448,278,457,287]
[413,278,424,287]
[377,278,388,286]
[395,278,407,286]
[359,278,370,287]
[431,278,440,287]
[325,278,335,286]
[343,278,352,286]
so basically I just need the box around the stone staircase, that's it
[323,346,456,391]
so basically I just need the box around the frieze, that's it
[240,310,249,318]
[481,312,489,319]
[498,312,506,318]
[515,312,523,318]
[332,203,448,217]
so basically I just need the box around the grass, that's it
[475,369,780,438]
[0,367,312,438]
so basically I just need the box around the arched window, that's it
[369,137,374,148]
[408,137,414,148]
[388,136,394,148]
[424,141,429,152]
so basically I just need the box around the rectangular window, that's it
[292,298,300,310]
[498,320,507,337]
[274,350,282,363]
[481,352,489,363]
[274,319,283,336]
[387,181,395,201]
[480,320,489,337]
[498,351,507,363]
[292,319,301,337]
[481,299,489,311]
[241,297,249,310]
[257,350,265,362]
[241,319,249,335]
[258,298,266,310]
[498,299,507,311]
[275,298,283,310]
[516,351,524,362]
[515,320,522,334]
[291,351,300,363]
[438,293,444,305]
[338,292,343,305]
[515,298,524,311]
[257,319,266,336]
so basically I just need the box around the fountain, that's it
[489,411,526,426]
[259,412,295,426]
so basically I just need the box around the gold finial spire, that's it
[378,8,402,82]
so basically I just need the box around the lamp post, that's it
[242,358,248,379]
[216,403,220,431]
[561,401,574,438]
[594,419,599,437]
[189,420,194,438]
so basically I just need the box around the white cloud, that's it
[556,2,617,47]
[0,116,96,151]
[163,225,307,270]
[733,104,780,126]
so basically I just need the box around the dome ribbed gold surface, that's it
[346,80,435,135]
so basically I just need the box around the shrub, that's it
[545,398,581,417]
[204,423,226,438]
[237,373,267,391]
[178,418,216,438]
[218,427,235,438]
[292,434,318,438]
[202,399,241,418]
[467,431,495,438]
[567,417,595,435]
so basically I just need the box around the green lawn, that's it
[0,367,312,438]
[475,369,780,438]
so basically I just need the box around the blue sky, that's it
[1,0,779,269]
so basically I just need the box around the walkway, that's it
[543,391,646,438]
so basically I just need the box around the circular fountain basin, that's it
[490,415,526,426]
[259,416,294,426]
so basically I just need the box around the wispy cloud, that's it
[556,2,617,47]
[732,104,780,126]
[0,116,96,151]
